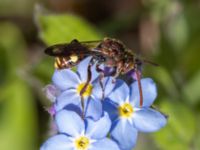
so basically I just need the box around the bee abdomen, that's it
[54,57,69,69]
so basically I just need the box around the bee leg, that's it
[96,63,105,100]
[80,96,85,119]
[111,62,123,82]
[135,68,143,107]
[80,58,94,96]
[80,58,94,118]
[113,68,121,78]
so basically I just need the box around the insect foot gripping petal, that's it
[136,70,143,107]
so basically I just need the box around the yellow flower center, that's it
[75,136,90,150]
[77,83,93,97]
[118,103,134,118]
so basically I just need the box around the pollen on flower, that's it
[75,136,90,150]
[77,83,93,97]
[118,103,134,118]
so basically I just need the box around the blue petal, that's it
[90,64,100,81]
[52,69,80,91]
[103,99,118,121]
[43,84,60,102]
[133,108,167,132]
[111,119,138,150]
[92,77,115,100]
[54,90,80,112]
[102,77,116,98]
[84,97,102,121]
[77,57,99,82]
[91,79,103,100]
[91,138,120,150]
[130,78,157,107]
[40,134,74,150]
[85,112,111,139]
[108,79,129,105]
[63,104,82,117]
[55,110,84,136]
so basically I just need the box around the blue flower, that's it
[40,110,120,150]
[52,57,115,120]
[103,78,167,150]
[43,84,61,103]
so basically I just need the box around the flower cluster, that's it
[41,57,167,150]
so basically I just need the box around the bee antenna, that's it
[142,59,159,67]
[135,58,142,66]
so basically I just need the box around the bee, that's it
[45,38,156,107]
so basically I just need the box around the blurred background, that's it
[0,0,200,150]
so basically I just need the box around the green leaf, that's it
[0,22,26,66]
[183,71,200,105]
[153,100,196,150]
[180,36,200,77]
[165,14,188,51]
[32,57,55,84]
[0,79,37,150]
[0,0,34,16]
[0,22,26,84]
[153,125,188,150]
[194,113,200,150]
[194,134,200,150]
[36,13,103,45]
[148,67,178,98]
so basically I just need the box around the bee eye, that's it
[101,57,106,62]
[69,61,74,65]
[97,56,106,62]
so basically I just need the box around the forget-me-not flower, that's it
[52,57,115,120]
[40,110,120,150]
[103,78,167,150]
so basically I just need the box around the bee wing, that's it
[126,48,159,67]
[45,44,68,56]
[134,54,159,67]
[142,59,159,66]
[44,39,102,57]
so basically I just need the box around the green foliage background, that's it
[0,0,200,150]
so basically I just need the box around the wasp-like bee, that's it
[45,38,156,107]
